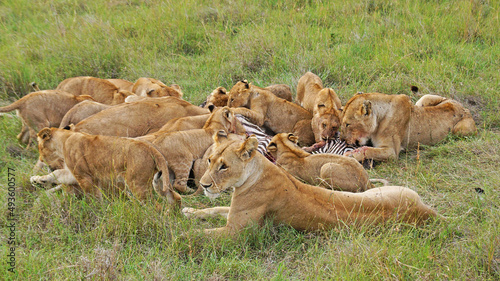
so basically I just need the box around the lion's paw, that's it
[182,207,197,218]
[30,175,48,187]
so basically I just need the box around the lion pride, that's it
[182,134,438,236]
[341,92,477,162]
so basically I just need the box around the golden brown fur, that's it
[141,107,245,193]
[106,78,134,92]
[201,84,292,108]
[74,96,209,137]
[183,134,438,236]
[227,80,315,146]
[0,90,94,145]
[56,76,134,105]
[59,100,111,128]
[341,93,477,162]
[296,72,343,143]
[265,84,293,102]
[267,133,372,192]
[132,77,183,98]
[30,128,181,207]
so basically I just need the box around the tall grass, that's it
[0,0,499,279]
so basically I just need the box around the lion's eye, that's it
[207,158,211,164]
[322,123,327,129]
[219,163,227,171]
[345,123,350,128]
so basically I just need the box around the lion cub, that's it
[267,133,372,192]
[56,76,134,105]
[341,92,477,162]
[296,72,343,143]
[228,80,315,146]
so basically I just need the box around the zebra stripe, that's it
[235,114,354,160]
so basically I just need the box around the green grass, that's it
[1,0,499,279]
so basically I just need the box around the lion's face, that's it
[311,89,342,141]
[340,97,377,146]
[266,133,299,159]
[199,134,259,199]
[37,128,65,170]
[227,80,252,108]
[204,86,228,108]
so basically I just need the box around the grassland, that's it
[0,0,499,279]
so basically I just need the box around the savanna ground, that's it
[0,0,499,279]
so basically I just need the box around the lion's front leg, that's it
[182,207,230,220]
[345,146,399,162]
[30,168,77,188]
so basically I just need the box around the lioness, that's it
[182,134,438,236]
[0,90,94,145]
[142,106,245,193]
[106,78,134,92]
[30,128,182,207]
[296,72,343,143]
[341,93,477,162]
[74,96,209,137]
[56,76,134,105]
[227,80,315,146]
[267,133,372,192]
[201,84,292,108]
[132,77,183,98]
[59,100,111,128]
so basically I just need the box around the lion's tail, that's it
[30,82,41,92]
[150,146,182,210]
[0,97,26,113]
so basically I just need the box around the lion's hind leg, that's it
[320,162,370,192]
[452,115,477,136]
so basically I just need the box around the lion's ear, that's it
[287,133,299,144]
[208,104,216,113]
[38,128,52,141]
[267,142,277,152]
[146,89,155,96]
[242,80,249,89]
[213,130,228,145]
[238,135,258,160]
[360,100,372,116]
[218,87,227,95]
[222,107,231,119]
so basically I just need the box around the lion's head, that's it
[227,80,252,108]
[311,88,342,142]
[266,133,304,160]
[199,131,259,199]
[37,127,66,170]
[340,94,377,146]
[202,86,228,108]
[204,105,245,134]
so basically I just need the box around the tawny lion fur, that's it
[267,133,372,192]
[341,93,478,162]
[132,77,183,98]
[138,106,245,194]
[59,100,111,128]
[56,76,134,105]
[227,80,315,146]
[0,90,94,145]
[74,96,209,137]
[30,128,181,207]
[182,134,438,236]
[296,72,343,143]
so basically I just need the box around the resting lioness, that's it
[182,134,438,236]
[201,84,293,108]
[30,128,182,207]
[341,93,477,162]
[56,76,134,105]
[140,106,245,193]
[0,90,94,146]
[132,77,183,98]
[296,72,343,143]
[267,133,372,192]
[228,80,315,146]
[74,96,209,137]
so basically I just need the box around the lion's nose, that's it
[201,183,212,189]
